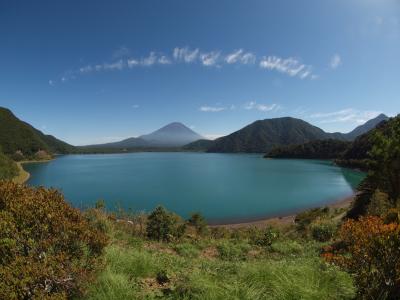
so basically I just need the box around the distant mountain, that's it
[139,122,204,147]
[84,122,204,150]
[344,114,389,140]
[205,117,346,153]
[0,107,75,156]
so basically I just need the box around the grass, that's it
[82,220,356,300]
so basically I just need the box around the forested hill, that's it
[0,107,75,157]
[266,139,351,159]
[206,117,345,153]
[266,115,398,171]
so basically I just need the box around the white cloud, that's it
[132,104,140,109]
[244,101,279,112]
[199,106,226,112]
[158,55,171,65]
[200,51,220,66]
[103,60,125,71]
[259,56,314,79]
[173,47,199,63]
[225,49,243,64]
[112,46,130,59]
[141,52,157,66]
[48,80,54,86]
[79,65,93,73]
[127,59,139,68]
[330,54,342,69]
[225,49,256,65]
[57,47,316,83]
[310,108,382,124]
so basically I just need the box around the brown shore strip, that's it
[213,194,355,229]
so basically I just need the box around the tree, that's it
[187,212,207,235]
[146,206,185,241]
[369,117,400,204]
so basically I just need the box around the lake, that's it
[25,153,365,223]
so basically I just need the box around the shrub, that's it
[146,206,186,242]
[250,226,280,248]
[187,212,208,235]
[323,216,400,299]
[295,207,330,232]
[210,226,230,239]
[310,220,336,242]
[0,181,108,299]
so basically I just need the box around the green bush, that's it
[0,181,108,299]
[295,207,330,232]
[310,220,337,242]
[187,212,208,235]
[250,226,280,248]
[146,206,186,242]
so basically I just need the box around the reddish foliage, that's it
[323,216,400,299]
[0,181,108,299]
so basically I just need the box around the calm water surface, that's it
[25,153,364,223]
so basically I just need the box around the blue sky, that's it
[1,0,399,145]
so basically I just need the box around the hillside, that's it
[266,139,351,159]
[182,139,214,151]
[206,117,345,153]
[0,148,18,180]
[0,107,75,157]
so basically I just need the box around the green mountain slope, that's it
[266,139,351,159]
[0,147,18,180]
[207,117,345,153]
[0,107,75,156]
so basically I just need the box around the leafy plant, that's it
[0,181,108,299]
[146,206,186,242]
[323,216,400,299]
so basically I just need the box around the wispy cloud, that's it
[132,104,140,109]
[173,47,199,63]
[52,47,317,84]
[259,56,314,79]
[330,54,342,69]
[244,101,279,112]
[48,80,54,86]
[199,106,226,112]
[310,108,382,124]
[225,49,256,65]
[200,51,221,67]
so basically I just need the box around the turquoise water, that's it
[25,153,364,223]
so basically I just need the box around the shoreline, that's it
[12,159,52,184]
[212,194,355,228]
